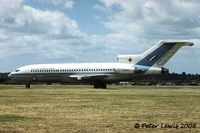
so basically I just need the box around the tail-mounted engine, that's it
[114,67,142,74]
[161,67,169,74]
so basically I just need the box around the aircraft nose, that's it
[8,73,15,80]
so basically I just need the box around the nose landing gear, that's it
[25,84,30,88]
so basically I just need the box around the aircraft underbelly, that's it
[12,73,144,83]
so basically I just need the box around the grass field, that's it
[0,85,200,133]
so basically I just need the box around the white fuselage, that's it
[8,62,162,83]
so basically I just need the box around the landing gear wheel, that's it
[25,84,30,88]
[93,83,107,89]
[101,84,107,89]
[94,83,100,89]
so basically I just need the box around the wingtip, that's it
[184,42,194,46]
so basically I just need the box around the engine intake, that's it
[161,67,169,74]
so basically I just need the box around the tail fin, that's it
[117,41,194,67]
[135,41,194,67]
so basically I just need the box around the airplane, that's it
[8,40,194,89]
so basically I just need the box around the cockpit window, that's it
[15,69,20,72]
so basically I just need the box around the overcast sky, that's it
[0,0,199,74]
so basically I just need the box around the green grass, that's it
[0,85,200,132]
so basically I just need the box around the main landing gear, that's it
[93,83,107,89]
[25,84,30,88]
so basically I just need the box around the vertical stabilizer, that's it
[135,41,193,67]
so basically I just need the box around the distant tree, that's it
[182,72,186,76]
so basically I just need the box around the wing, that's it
[69,74,110,80]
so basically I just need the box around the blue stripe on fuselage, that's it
[136,43,176,66]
